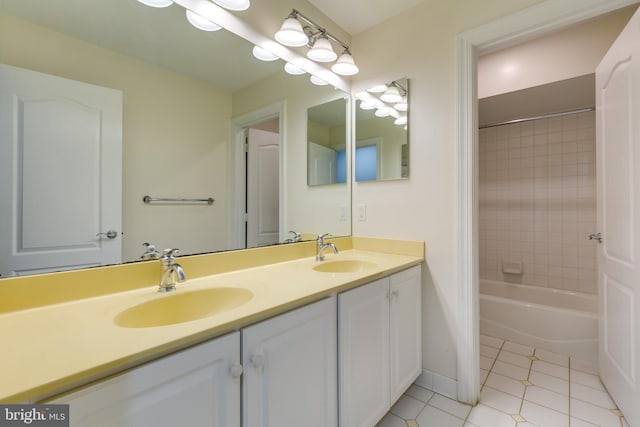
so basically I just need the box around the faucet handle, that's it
[288,230,301,242]
[317,233,330,243]
[162,248,181,260]
[141,242,160,260]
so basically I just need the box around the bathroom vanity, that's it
[0,238,423,427]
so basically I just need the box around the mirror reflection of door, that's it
[245,121,280,248]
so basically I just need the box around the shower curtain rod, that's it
[479,107,595,129]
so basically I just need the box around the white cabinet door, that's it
[242,297,337,427]
[338,277,390,427]
[390,265,422,402]
[50,332,241,427]
[338,267,422,427]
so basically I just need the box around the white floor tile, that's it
[622,416,630,427]
[467,403,517,427]
[531,360,569,380]
[480,386,522,414]
[416,405,465,427]
[428,393,472,419]
[390,395,426,419]
[524,386,569,414]
[493,360,530,381]
[502,341,534,356]
[480,355,495,370]
[515,423,537,426]
[498,350,533,369]
[405,384,435,403]
[480,369,490,385]
[376,412,407,427]
[570,369,605,391]
[571,382,616,409]
[520,400,569,427]
[570,358,599,375]
[570,398,622,427]
[481,344,500,359]
[484,372,526,398]
[529,370,569,395]
[480,334,504,349]
[570,417,599,426]
[534,348,569,367]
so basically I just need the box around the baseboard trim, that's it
[415,369,458,400]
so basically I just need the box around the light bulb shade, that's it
[310,75,329,86]
[186,10,221,31]
[367,84,388,93]
[380,86,402,103]
[212,0,250,11]
[284,62,306,75]
[359,101,376,110]
[375,107,392,117]
[307,37,337,62]
[331,51,359,76]
[136,0,173,7]
[275,17,309,47]
[394,116,408,126]
[394,97,408,112]
[252,45,278,61]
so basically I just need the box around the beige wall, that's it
[351,0,547,382]
[478,5,636,98]
[0,12,232,261]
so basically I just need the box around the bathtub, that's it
[479,279,598,363]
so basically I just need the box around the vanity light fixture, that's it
[394,116,408,126]
[375,107,392,117]
[211,0,250,11]
[367,84,388,93]
[136,0,173,7]
[275,9,359,76]
[380,85,402,103]
[394,96,408,112]
[186,9,222,31]
[310,75,329,86]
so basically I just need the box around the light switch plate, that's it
[357,204,366,221]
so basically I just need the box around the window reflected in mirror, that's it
[355,78,409,182]
[307,97,348,186]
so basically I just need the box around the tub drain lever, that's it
[588,233,603,243]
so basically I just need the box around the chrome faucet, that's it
[158,248,186,292]
[316,233,338,261]
[140,242,161,260]
[284,230,301,243]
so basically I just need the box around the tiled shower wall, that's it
[478,111,597,294]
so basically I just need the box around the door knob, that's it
[588,233,603,243]
[229,364,243,378]
[250,354,264,369]
[96,230,118,239]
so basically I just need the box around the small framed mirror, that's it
[354,78,409,182]
[307,97,349,186]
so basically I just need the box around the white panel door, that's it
[0,64,122,276]
[390,265,422,403]
[50,332,241,427]
[338,278,390,427]
[246,128,279,248]
[596,7,640,426]
[242,297,337,427]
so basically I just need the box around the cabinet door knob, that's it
[229,364,243,378]
[391,290,400,299]
[250,354,264,369]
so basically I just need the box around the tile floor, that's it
[376,335,628,427]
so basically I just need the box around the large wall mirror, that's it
[307,98,348,186]
[354,78,409,181]
[0,0,351,277]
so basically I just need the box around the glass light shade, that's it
[367,84,388,93]
[310,75,329,86]
[380,86,402,103]
[284,62,306,75]
[275,18,309,47]
[359,101,376,110]
[375,107,392,117]
[394,116,408,126]
[394,97,408,112]
[212,0,250,11]
[331,52,359,75]
[136,0,173,7]
[307,37,337,62]
[252,46,278,61]
[186,10,221,31]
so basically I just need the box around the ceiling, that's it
[307,0,426,35]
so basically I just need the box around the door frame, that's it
[228,101,285,249]
[456,0,639,403]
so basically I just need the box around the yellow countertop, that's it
[0,237,424,403]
